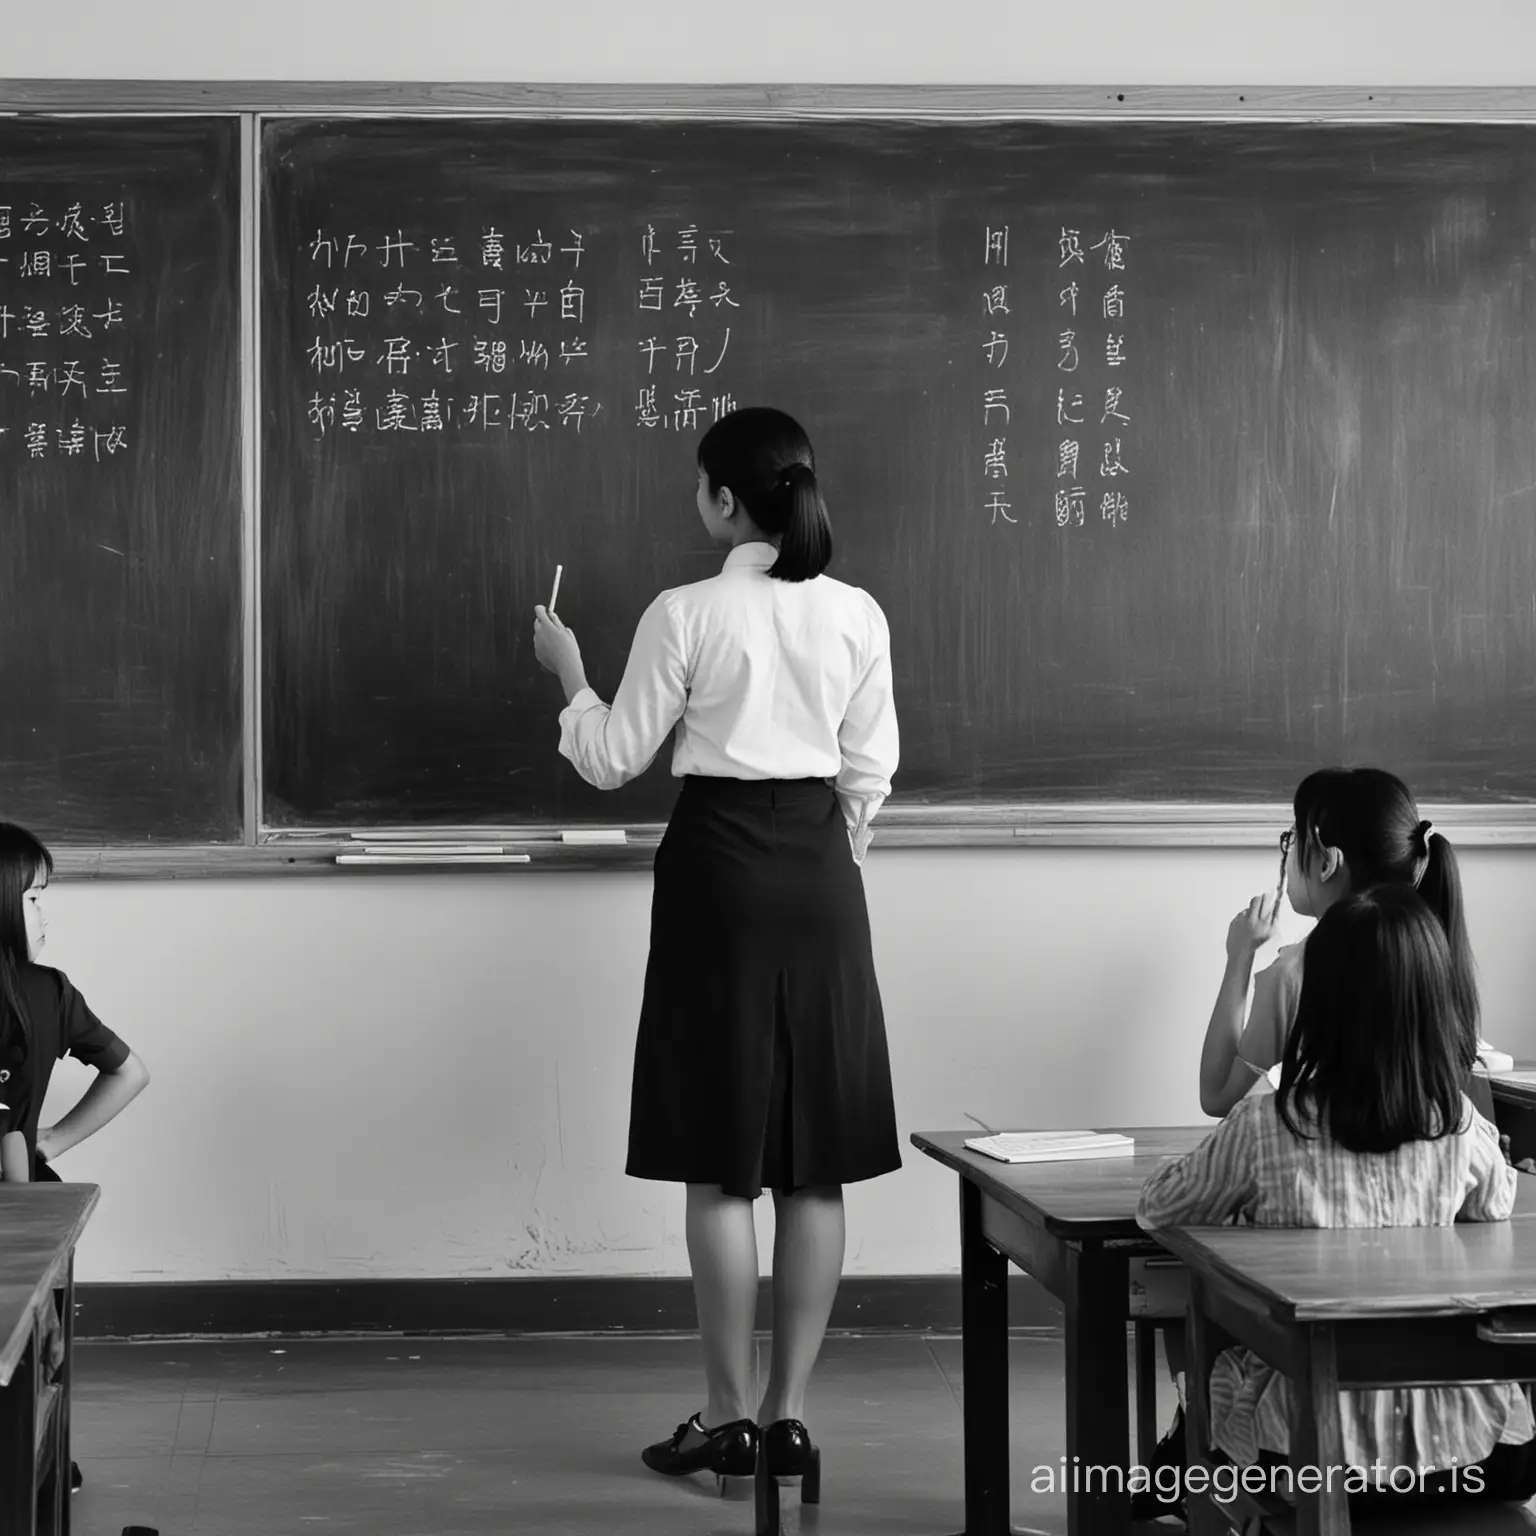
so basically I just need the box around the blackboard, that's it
[0,117,242,844]
[259,114,1536,831]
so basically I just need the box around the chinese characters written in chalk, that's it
[0,199,134,462]
[979,222,1014,527]
[633,221,739,431]
[1054,223,1132,530]
[301,223,602,437]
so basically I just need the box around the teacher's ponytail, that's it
[696,406,834,583]
[768,461,833,583]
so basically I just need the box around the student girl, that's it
[0,821,151,1494]
[0,821,150,1180]
[531,407,901,1521]
[1199,767,1483,1119]
[1137,768,1491,1519]
[1140,886,1536,1504]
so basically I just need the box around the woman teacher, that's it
[532,407,901,1514]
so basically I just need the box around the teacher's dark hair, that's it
[697,407,832,582]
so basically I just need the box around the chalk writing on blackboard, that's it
[0,199,135,463]
[635,221,739,432]
[1056,225,1085,527]
[1053,223,1135,530]
[303,221,600,437]
[981,222,1014,527]
[301,218,750,440]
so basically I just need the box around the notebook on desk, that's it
[963,1131,1135,1164]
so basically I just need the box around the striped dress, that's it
[1137,1092,1534,1474]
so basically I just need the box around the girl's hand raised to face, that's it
[1226,893,1279,961]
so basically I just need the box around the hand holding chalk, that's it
[533,598,585,693]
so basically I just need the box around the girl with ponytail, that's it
[1139,767,1495,1520]
[1201,767,1484,1119]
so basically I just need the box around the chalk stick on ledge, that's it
[334,853,531,866]
[561,829,629,845]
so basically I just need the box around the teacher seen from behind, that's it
[532,406,901,1523]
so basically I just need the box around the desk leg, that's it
[56,1256,75,1536]
[0,1331,39,1536]
[1184,1277,1226,1536]
[1290,1323,1349,1536]
[952,1175,1014,1536]
[1133,1320,1157,1465]
[1064,1243,1131,1536]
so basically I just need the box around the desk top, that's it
[911,1127,1210,1239]
[0,1183,99,1386]
[1154,1208,1536,1323]
[1490,1068,1536,1106]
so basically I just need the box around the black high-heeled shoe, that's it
[642,1412,758,1489]
[755,1419,821,1536]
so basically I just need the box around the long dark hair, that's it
[1293,767,1477,1060]
[1277,887,1468,1153]
[0,824,49,1134]
[697,407,832,582]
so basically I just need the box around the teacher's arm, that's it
[543,593,690,791]
[835,602,899,865]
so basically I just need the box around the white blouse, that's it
[558,542,899,862]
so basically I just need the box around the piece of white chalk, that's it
[550,564,563,614]
[335,853,531,865]
[359,845,505,856]
[560,829,628,845]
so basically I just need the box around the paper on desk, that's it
[964,1131,1135,1163]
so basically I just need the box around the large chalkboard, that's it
[259,115,1536,829]
[0,118,242,843]
[5,97,1534,858]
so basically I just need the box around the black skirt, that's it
[626,775,901,1199]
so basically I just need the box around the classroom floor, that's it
[64,1332,1536,1536]
[67,1330,1177,1536]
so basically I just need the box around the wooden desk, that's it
[1490,1070,1536,1165]
[912,1127,1209,1536]
[0,1184,99,1536]
[1155,1215,1536,1536]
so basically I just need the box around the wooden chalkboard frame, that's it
[7,81,1536,876]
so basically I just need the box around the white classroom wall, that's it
[7,0,1536,1282]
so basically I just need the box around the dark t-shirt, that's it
[3,964,129,1161]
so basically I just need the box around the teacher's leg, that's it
[758,1184,845,1426]
[687,1182,761,1429]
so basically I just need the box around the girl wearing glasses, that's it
[1142,887,1536,1508]
[1136,768,1487,1520]
[1199,767,1480,1120]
